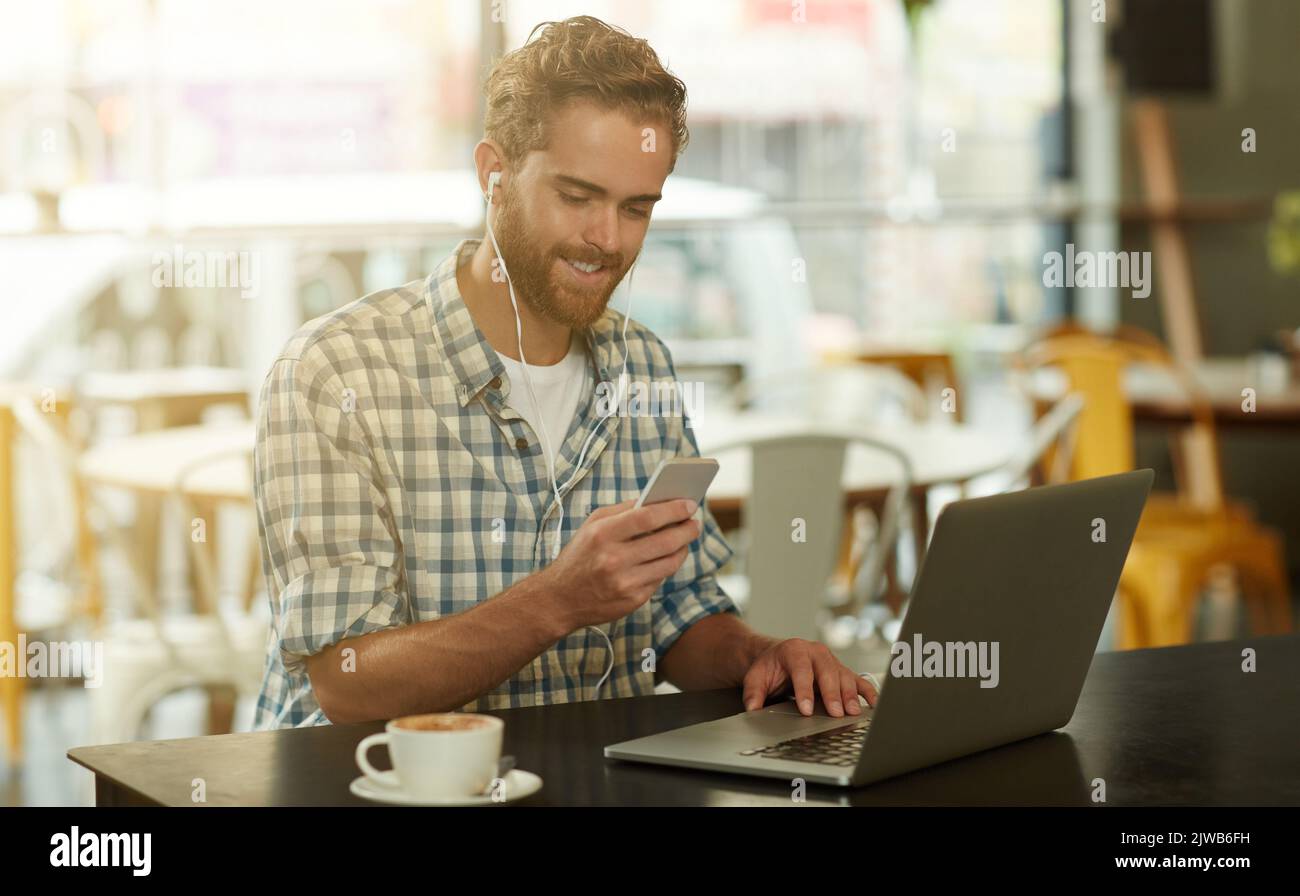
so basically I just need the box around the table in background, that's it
[78,415,1014,568]
[78,368,251,610]
[78,367,249,431]
[78,420,255,609]
[1030,357,1300,430]
[68,635,1300,806]
[80,418,256,613]
[1127,357,1300,429]
[78,421,253,503]
[694,413,1016,566]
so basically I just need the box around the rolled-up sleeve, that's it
[650,360,738,660]
[254,344,409,677]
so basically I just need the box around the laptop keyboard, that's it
[739,720,871,767]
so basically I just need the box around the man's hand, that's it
[540,498,701,632]
[742,638,879,718]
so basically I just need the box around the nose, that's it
[582,203,620,261]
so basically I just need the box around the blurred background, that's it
[1,0,1297,805]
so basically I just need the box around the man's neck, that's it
[458,238,573,366]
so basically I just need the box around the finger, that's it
[626,545,690,588]
[625,517,701,565]
[587,499,637,523]
[839,669,862,716]
[854,673,879,708]
[605,498,696,541]
[787,648,816,716]
[742,664,771,712]
[812,651,845,717]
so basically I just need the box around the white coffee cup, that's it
[355,713,504,799]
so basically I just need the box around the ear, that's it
[473,139,508,204]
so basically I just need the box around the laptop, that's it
[605,469,1154,787]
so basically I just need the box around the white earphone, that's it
[482,168,634,698]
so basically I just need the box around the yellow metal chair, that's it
[1,389,100,766]
[1021,330,1292,648]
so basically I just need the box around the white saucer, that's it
[349,769,543,806]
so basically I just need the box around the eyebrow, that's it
[553,174,661,204]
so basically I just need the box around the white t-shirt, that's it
[498,333,589,471]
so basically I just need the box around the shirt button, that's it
[489,376,502,390]
[515,437,528,451]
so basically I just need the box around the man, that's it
[253,15,876,728]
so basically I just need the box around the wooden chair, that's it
[1020,331,1291,648]
[87,447,267,745]
[849,350,963,422]
[11,395,265,749]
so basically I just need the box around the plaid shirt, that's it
[253,238,736,728]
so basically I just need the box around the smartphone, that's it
[634,457,720,509]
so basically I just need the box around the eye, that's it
[559,192,587,205]
[624,206,651,220]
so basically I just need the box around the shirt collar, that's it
[428,238,622,409]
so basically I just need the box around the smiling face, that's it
[488,99,671,329]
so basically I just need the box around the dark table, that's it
[69,634,1300,806]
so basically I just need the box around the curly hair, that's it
[483,15,689,174]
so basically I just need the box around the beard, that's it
[490,184,631,329]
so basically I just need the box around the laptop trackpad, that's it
[705,701,872,744]
[766,696,870,717]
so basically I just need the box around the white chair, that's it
[728,364,926,620]
[711,430,912,644]
[994,394,1085,491]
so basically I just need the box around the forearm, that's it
[306,568,573,723]
[658,613,777,691]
